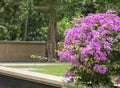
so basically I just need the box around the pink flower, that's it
[116,76,120,84]
[93,64,107,74]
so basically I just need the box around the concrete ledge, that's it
[0,66,64,88]
[0,62,67,66]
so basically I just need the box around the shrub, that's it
[58,10,120,87]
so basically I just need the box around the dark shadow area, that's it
[0,75,60,88]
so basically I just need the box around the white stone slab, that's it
[0,66,65,87]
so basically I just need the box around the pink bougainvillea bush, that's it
[58,10,120,87]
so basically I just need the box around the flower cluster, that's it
[93,64,107,74]
[65,71,74,82]
[58,10,120,85]
[116,76,120,84]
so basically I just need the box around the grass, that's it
[7,63,70,76]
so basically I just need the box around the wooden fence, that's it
[0,41,46,62]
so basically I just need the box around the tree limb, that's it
[34,6,49,12]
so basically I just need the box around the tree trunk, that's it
[22,15,29,41]
[47,19,58,59]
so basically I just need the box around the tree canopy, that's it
[0,0,120,58]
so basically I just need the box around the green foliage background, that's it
[0,0,120,41]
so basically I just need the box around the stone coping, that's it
[0,62,68,66]
[0,66,64,88]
